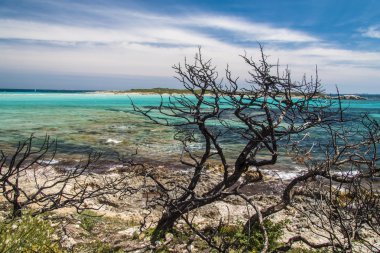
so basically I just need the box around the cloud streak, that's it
[362,26,380,39]
[0,11,318,48]
[182,16,319,43]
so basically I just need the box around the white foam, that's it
[271,171,302,180]
[262,166,307,180]
[142,143,182,153]
[106,138,122,144]
[38,159,60,165]
[333,170,360,177]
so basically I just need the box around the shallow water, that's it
[0,92,179,161]
[0,91,379,173]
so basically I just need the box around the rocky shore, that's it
[1,160,378,252]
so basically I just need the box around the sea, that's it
[1,89,379,178]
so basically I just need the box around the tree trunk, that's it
[12,184,22,218]
[151,210,182,243]
[12,201,22,218]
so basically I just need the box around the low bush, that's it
[202,219,288,252]
[0,214,62,253]
[79,210,102,233]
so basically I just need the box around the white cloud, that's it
[0,19,143,43]
[0,6,379,93]
[0,13,317,47]
[182,16,318,42]
[362,26,380,39]
[264,46,380,89]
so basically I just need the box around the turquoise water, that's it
[0,91,179,162]
[0,91,379,166]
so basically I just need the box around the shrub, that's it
[248,219,287,252]
[75,240,124,253]
[79,210,102,233]
[211,219,287,252]
[0,214,62,253]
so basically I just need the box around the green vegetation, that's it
[79,210,103,233]
[148,219,288,252]
[0,214,62,253]
[247,219,288,252]
[74,241,124,253]
[211,219,288,252]
[127,87,199,94]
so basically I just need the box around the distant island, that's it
[0,88,369,100]
[96,88,196,95]
[94,88,368,100]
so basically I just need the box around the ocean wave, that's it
[38,159,60,165]
[106,138,122,144]
[333,170,360,177]
[262,165,307,180]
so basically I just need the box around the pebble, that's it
[61,235,77,248]
[165,232,174,242]
[187,244,194,252]
[138,233,146,240]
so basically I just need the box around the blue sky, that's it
[1,0,380,93]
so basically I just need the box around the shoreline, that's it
[89,90,368,100]
[0,89,371,100]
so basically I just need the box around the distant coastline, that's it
[92,88,370,100]
[92,88,200,95]
[0,88,374,100]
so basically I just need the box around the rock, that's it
[138,233,146,240]
[187,244,194,252]
[174,244,187,252]
[244,170,262,182]
[118,226,140,237]
[331,95,367,100]
[165,232,174,242]
[199,205,220,219]
[224,195,243,205]
[286,224,294,232]
[61,235,77,248]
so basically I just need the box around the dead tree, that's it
[132,46,342,243]
[272,115,380,252]
[0,134,136,218]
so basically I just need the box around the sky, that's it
[0,0,380,93]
